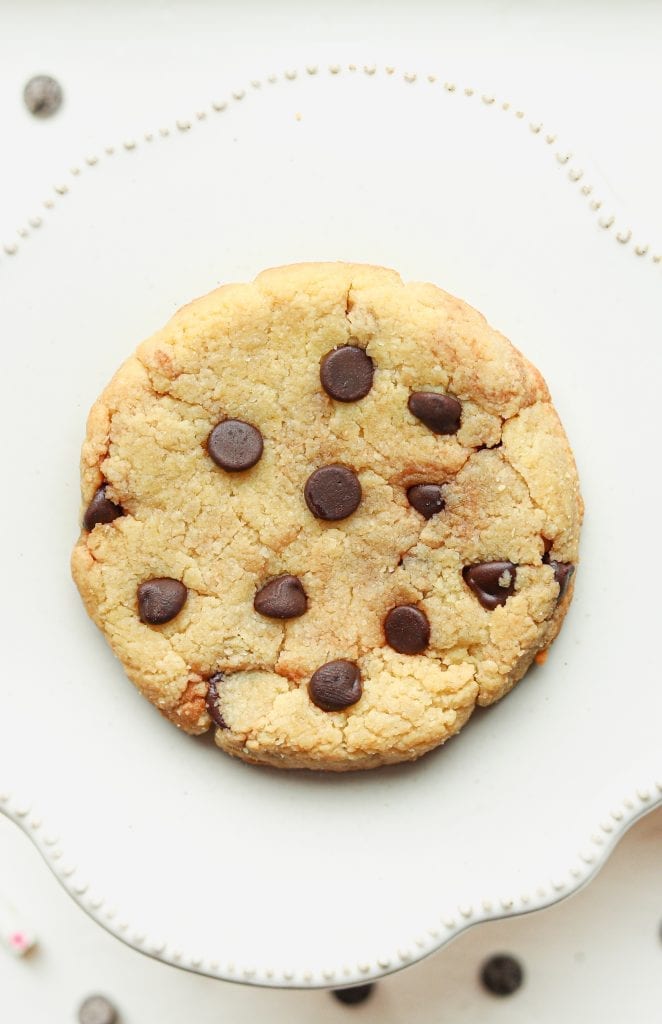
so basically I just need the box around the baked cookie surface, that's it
[72,262,582,770]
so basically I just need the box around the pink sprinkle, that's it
[9,932,28,949]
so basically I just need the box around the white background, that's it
[1,1,661,1021]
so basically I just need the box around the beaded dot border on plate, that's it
[0,780,660,987]
[1,62,659,264]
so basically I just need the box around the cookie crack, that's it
[500,454,549,524]
[344,284,354,321]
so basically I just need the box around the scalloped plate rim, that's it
[1,783,660,987]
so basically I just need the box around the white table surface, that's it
[1,2,661,1021]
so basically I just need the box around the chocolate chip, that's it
[137,578,187,624]
[408,391,462,435]
[384,605,430,654]
[463,561,517,610]
[83,485,124,531]
[207,419,263,471]
[406,483,445,519]
[480,954,524,996]
[304,465,362,521]
[549,560,575,600]
[78,995,118,1024]
[332,984,375,1005]
[254,574,308,618]
[24,75,63,118]
[205,673,228,729]
[309,660,362,711]
[320,345,374,402]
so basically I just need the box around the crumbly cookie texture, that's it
[72,262,582,771]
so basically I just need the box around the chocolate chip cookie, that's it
[72,263,582,770]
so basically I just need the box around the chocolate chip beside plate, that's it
[384,605,430,654]
[480,954,524,996]
[309,660,362,711]
[304,465,362,521]
[463,561,517,610]
[408,391,462,435]
[78,995,118,1024]
[23,74,63,118]
[254,574,308,619]
[205,672,228,729]
[207,419,264,471]
[137,578,187,624]
[83,485,124,531]
[320,345,374,402]
[332,984,375,1005]
[406,483,445,520]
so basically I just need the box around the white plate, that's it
[1,64,660,989]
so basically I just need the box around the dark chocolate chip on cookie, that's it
[320,345,374,402]
[406,483,445,519]
[408,391,462,435]
[254,575,308,619]
[304,465,362,521]
[309,660,362,711]
[463,562,517,610]
[207,419,264,471]
[384,605,431,654]
[83,485,124,531]
[137,578,188,624]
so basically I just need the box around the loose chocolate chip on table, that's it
[137,578,187,624]
[309,660,362,711]
[480,954,524,996]
[332,984,375,1005]
[254,574,308,618]
[78,994,118,1024]
[205,672,228,729]
[304,465,362,521]
[207,419,264,471]
[23,74,63,118]
[320,345,374,402]
[406,483,445,520]
[82,485,124,531]
[463,561,517,610]
[408,391,462,435]
[384,605,431,654]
